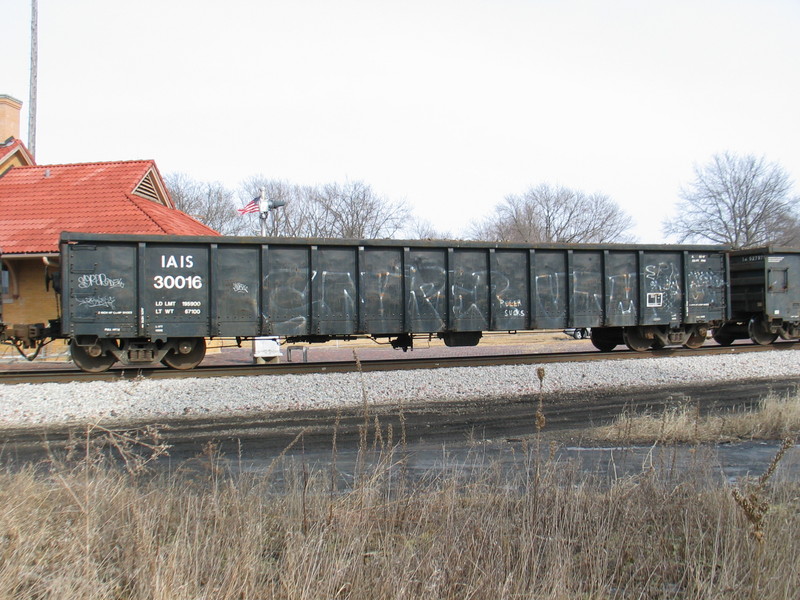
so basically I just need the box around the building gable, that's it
[0,138,35,176]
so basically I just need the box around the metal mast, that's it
[28,0,38,157]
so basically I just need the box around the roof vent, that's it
[44,168,50,178]
[133,171,161,203]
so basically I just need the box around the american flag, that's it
[237,198,260,215]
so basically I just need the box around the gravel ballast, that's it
[1,352,799,427]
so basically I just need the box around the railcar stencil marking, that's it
[161,254,194,269]
[647,293,664,308]
[153,275,203,290]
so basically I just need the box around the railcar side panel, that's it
[533,251,568,329]
[604,251,638,326]
[214,245,261,336]
[490,250,529,331]
[684,251,727,323]
[406,248,447,333]
[766,254,800,321]
[450,249,489,332]
[361,247,404,334]
[640,251,683,326]
[143,244,209,339]
[265,246,310,337]
[571,251,603,327]
[65,242,138,337]
[312,246,358,335]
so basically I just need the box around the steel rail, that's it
[2,342,800,385]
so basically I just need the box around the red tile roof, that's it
[0,160,219,254]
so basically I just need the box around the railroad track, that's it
[3,341,800,385]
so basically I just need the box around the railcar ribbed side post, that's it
[527,249,536,330]
[357,246,365,333]
[60,240,69,334]
[567,249,575,329]
[402,247,410,335]
[260,243,269,336]
[602,250,610,327]
[309,245,318,335]
[137,242,146,337]
[636,250,645,327]
[209,243,219,337]
[681,250,689,324]
[724,251,732,321]
[488,248,495,330]
[446,248,454,332]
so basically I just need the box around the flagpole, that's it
[256,187,286,237]
[259,187,267,237]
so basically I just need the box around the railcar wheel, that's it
[748,316,778,346]
[590,331,618,352]
[623,327,654,352]
[161,338,207,370]
[712,329,736,346]
[590,338,616,352]
[71,343,116,373]
[683,331,706,349]
[573,329,584,339]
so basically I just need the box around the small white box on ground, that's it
[252,337,282,363]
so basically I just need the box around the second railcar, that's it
[58,233,729,371]
[714,247,800,345]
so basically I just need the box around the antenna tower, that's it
[28,0,38,157]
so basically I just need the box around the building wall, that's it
[0,95,22,141]
[1,257,68,360]
[2,257,59,323]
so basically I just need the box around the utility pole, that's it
[28,0,38,158]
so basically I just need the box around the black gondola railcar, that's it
[53,233,729,372]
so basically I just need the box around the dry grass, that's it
[0,435,797,600]
[593,391,800,445]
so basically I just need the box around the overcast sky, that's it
[3,0,799,242]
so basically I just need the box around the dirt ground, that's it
[3,375,797,466]
[202,330,591,366]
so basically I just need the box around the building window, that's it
[2,262,14,303]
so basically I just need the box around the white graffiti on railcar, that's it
[77,274,125,289]
[77,295,117,309]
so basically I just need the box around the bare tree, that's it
[469,184,634,243]
[164,173,245,235]
[402,217,453,240]
[237,178,410,239]
[312,181,410,238]
[663,153,800,248]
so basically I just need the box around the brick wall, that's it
[1,257,68,360]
